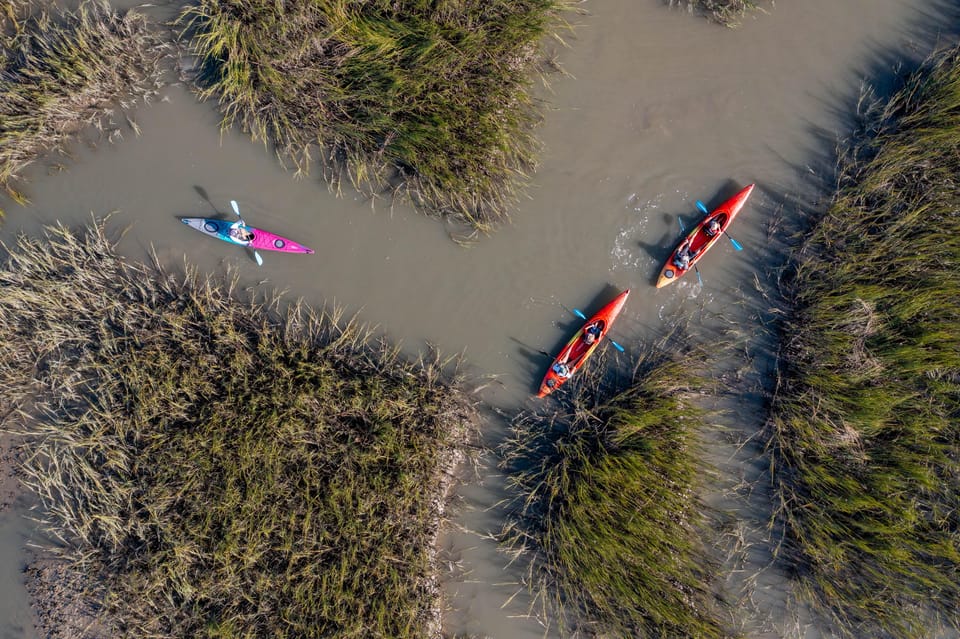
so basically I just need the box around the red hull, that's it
[656,183,754,288]
[537,290,630,398]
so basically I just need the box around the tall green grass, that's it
[501,346,729,638]
[0,2,168,214]
[767,45,960,638]
[178,0,571,233]
[0,219,477,638]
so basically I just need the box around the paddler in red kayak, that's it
[675,217,722,270]
[551,321,603,379]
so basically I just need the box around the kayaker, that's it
[674,245,692,270]
[705,218,721,237]
[552,361,573,378]
[583,322,602,345]
[229,221,254,243]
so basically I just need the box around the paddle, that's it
[676,217,703,285]
[230,200,263,266]
[572,308,625,352]
[696,200,743,251]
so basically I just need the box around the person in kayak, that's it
[704,218,721,237]
[552,361,573,378]
[674,244,693,270]
[229,221,255,243]
[583,322,602,345]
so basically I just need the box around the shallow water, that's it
[0,0,958,637]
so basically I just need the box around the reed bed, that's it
[0,219,478,638]
[767,45,960,638]
[667,0,761,26]
[177,0,571,233]
[500,344,729,638]
[0,2,167,213]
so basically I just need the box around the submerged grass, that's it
[177,0,572,233]
[0,1,167,213]
[767,45,960,637]
[0,219,477,638]
[500,343,729,638]
[666,0,762,26]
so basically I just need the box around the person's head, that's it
[709,219,720,231]
[584,331,596,344]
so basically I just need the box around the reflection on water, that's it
[1,0,958,637]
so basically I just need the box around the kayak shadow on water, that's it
[193,185,219,214]
[641,219,678,286]
[507,336,557,396]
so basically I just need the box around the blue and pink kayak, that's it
[180,217,314,254]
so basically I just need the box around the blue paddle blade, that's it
[695,266,703,285]
[677,216,686,232]
[727,234,744,251]
[696,200,709,214]
[573,308,587,320]
[610,339,625,353]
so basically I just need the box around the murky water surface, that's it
[1,0,958,636]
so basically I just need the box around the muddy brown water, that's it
[1,0,958,637]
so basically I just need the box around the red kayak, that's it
[656,183,754,288]
[537,289,630,398]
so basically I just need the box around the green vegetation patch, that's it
[178,0,571,232]
[767,46,960,638]
[0,220,477,638]
[0,2,167,212]
[501,347,728,638]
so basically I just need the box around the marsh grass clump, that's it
[1,0,24,35]
[0,219,477,638]
[500,346,728,638]
[667,0,761,26]
[0,2,167,213]
[767,45,960,638]
[178,0,572,233]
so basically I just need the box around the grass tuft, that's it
[0,2,168,211]
[666,0,762,26]
[500,343,730,638]
[177,0,573,232]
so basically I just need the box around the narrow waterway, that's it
[0,0,957,637]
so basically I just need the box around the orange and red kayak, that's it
[537,289,630,398]
[656,183,754,288]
